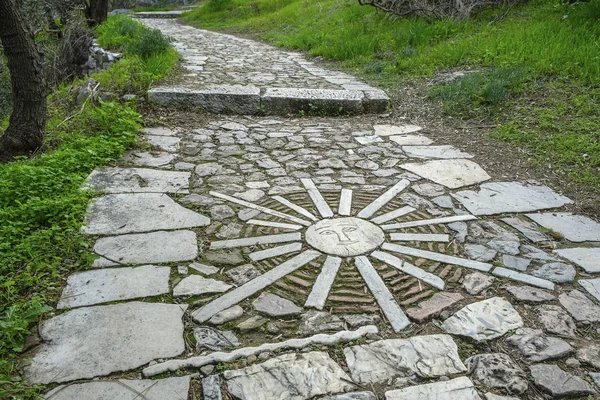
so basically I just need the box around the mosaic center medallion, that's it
[305,217,385,257]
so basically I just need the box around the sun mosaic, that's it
[192,178,492,332]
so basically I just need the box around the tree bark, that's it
[0,0,47,162]
[87,0,110,26]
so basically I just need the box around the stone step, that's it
[133,10,187,19]
[148,86,389,115]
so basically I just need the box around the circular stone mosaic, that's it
[192,178,496,332]
[305,217,385,257]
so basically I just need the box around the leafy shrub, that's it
[125,27,172,59]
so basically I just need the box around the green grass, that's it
[184,0,600,196]
[0,15,176,399]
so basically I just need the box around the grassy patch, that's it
[0,15,176,399]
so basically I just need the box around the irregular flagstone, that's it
[530,364,595,398]
[452,181,572,215]
[57,265,170,309]
[462,271,495,295]
[194,327,240,351]
[406,292,464,322]
[466,353,528,394]
[484,393,520,400]
[554,248,600,273]
[389,135,433,146]
[506,328,573,362]
[385,377,482,400]
[402,145,473,159]
[579,278,600,302]
[501,255,531,271]
[400,159,491,189]
[299,310,345,335]
[252,292,302,316]
[189,262,219,275]
[146,134,180,152]
[465,244,497,262]
[92,230,198,267]
[82,193,209,235]
[25,302,187,384]
[202,375,223,400]
[500,217,550,243]
[236,315,268,332]
[209,305,244,325]
[535,304,577,337]
[43,376,191,400]
[173,275,232,297]
[374,124,422,136]
[343,334,467,385]
[224,351,355,400]
[441,297,523,341]
[122,151,176,167]
[558,290,600,323]
[526,212,600,242]
[84,167,190,194]
[577,344,600,369]
[531,262,575,283]
[505,285,556,302]
[143,326,378,377]
[225,264,262,285]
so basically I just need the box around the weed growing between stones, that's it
[0,14,177,399]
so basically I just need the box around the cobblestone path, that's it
[29,15,600,400]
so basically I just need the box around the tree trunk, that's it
[87,0,110,26]
[0,0,47,162]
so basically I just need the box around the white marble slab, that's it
[370,206,416,224]
[355,256,410,332]
[302,179,334,218]
[400,159,491,189]
[247,219,302,230]
[381,214,477,230]
[210,233,302,250]
[371,251,445,290]
[402,145,473,159]
[357,179,410,219]
[390,233,450,242]
[526,212,600,242]
[382,242,492,272]
[492,267,555,290]
[338,189,353,216]
[272,195,318,221]
[305,256,342,310]
[249,242,303,261]
[554,248,600,273]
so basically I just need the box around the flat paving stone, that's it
[389,134,433,146]
[225,264,262,285]
[224,352,354,400]
[559,290,600,323]
[146,134,180,152]
[500,217,550,243]
[554,247,600,273]
[202,375,223,400]
[452,181,572,215]
[579,278,600,302]
[462,271,495,295]
[209,305,244,325]
[402,145,473,159]
[122,151,176,167]
[322,392,376,400]
[506,327,573,362]
[400,159,491,189]
[299,310,345,335]
[252,292,302,316]
[92,230,198,267]
[530,364,595,398]
[84,167,190,194]
[57,265,170,309]
[531,262,575,283]
[43,376,191,400]
[536,304,577,337]
[344,334,466,385]
[406,292,464,322]
[466,353,528,394]
[441,297,523,341]
[385,377,482,400]
[24,302,187,384]
[173,275,232,297]
[501,255,531,271]
[194,327,240,351]
[526,212,600,242]
[82,193,209,235]
[505,285,556,302]
[374,124,422,136]
[577,344,600,369]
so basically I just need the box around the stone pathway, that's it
[26,13,600,400]
[141,18,388,114]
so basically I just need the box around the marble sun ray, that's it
[200,178,543,332]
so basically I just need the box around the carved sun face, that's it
[192,178,486,332]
